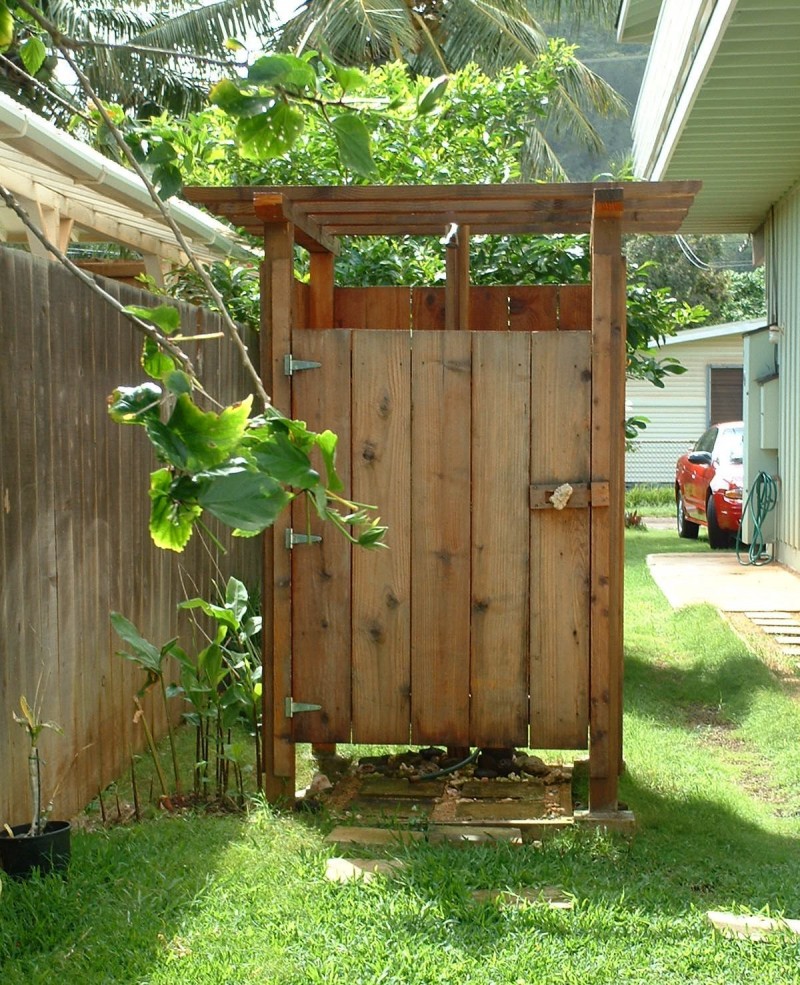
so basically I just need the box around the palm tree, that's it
[275,0,626,178]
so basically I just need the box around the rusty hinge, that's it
[285,528,322,549]
[285,697,322,718]
[529,481,610,510]
[284,353,322,376]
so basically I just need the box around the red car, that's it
[675,422,744,548]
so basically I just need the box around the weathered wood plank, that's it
[308,253,334,329]
[529,331,591,749]
[470,332,530,747]
[365,286,411,330]
[411,331,471,744]
[411,287,446,331]
[469,287,508,331]
[334,287,367,329]
[588,188,626,811]
[351,331,411,743]
[508,286,558,332]
[290,329,353,742]
[558,285,592,331]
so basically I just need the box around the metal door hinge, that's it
[285,697,322,718]
[285,528,322,549]
[284,354,322,376]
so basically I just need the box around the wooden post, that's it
[588,188,626,813]
[308,251,335,329]
[444,224,470,331]
[262,219,296,802]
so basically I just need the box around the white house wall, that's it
[765,187,800,570]
[626,334,743,483]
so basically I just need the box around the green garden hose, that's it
[736,471,779,566]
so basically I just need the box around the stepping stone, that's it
[761,626,800,636]
[774,636,800,646]
[325,857,406,884]
[359,777,445,799]
[429,824,523,845]
[707,910,800,940]
[324,826,424,848]
[745,611,796,620]
[471,886,573,909]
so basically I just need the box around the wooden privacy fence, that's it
[0,248,260,824]
[186,181,701,813]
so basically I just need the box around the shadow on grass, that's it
[0,811,249,980]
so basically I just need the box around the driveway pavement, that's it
[646,551,800,613]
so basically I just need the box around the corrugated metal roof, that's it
[648,317,765,348]
[631,0,800,233]
[0,92,252,264]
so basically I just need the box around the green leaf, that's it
[148,468,202,552]
[179,597,239,635]
[315,429,343,492]
[152,162,182,200]
[20,37,47,75]
[252,431,320,489]
[417,75,449,115]
[329,114,376,177]
[110,612,163,674]
[107,382,162,425]
[0,2,12,50]
[236,102,305,160]
[248,54,316,90]
[141,337,177,381]
[165,371,193,396]
[197,465,291,531]
[225,577,248,624]
[125,304,181,335]
[331,64,368,94]
[165,394,253,471]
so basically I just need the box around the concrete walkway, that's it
[646,552,800,613]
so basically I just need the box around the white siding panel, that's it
[625,334,743,483]
[768,188,800,568]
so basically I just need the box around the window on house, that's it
[709,366,743,424]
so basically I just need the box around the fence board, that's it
[509,286,559,332]
[470,332,530,747]
[411,287,446,331]
[0,249,260,824]
[469,288,509,331]
[529,331,591,748]
[558,285,592,330]
[334,287,367,329]
[351,331,412,742]
[290,329,353,742]
[411,331,471,744]
[365,287,411,330]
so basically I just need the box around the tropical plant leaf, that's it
[251,430,320,490]
[236,102,305,159]
[110,611,163,673]
[330,113,376,176]
[107,382,163,425]
[20,37,47,75]
[197,465,290,531]
[165,394,253,471]
[125,303,181,335]
[0,2,13,50]
[141,337,178,381]
[148,467,202,552]
[417,74,449,115]
[248,53,316,89]
[315,429,343,492]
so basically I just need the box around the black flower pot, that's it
[0,820,71,879]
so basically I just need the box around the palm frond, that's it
[521,125,568,181]
[279,0,418,65]
[434,0,551,75]
[131,0,278,57]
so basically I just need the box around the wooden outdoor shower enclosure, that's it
[187,182,699,813]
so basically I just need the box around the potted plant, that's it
[0,692,71,879]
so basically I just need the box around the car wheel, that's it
[676,490,700,539]
[707,495,732,549]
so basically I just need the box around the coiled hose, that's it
[736,471,779,566]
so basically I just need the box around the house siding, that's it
[767,188,800,569]
[626,334,743,483]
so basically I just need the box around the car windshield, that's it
[718,427,743,464]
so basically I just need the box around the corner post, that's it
[589,188,626,812]
[262,218,296,802]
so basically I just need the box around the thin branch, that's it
[0,184,215,398]
[0,51,90,121]
[13,0,271,410]
[67,38,243,70]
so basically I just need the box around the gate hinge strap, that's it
[285,697,322,718]
[285,528,322,549]
[284,353,322,376]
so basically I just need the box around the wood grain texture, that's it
[508,286,558,332]
[558,285,593,331]
[290,329,353,742]
[411,287,446,331]
[365,287,411,330]
[351,331,411,742]
[470,332,530,747]
[469,287,509,332]
[529,331,591,749]
[411,331,472,745]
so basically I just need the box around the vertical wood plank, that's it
[411,331,471,745]
[470,332,530,747]
[334,287,367,329]
[508,286,558,332]
[411,287,446,331]
[558,285,593,331]
[309,252,335,328]
[351,331,411,743]
[365,286,411,330]
[589,188,626,811]
[529,331,592,749]
[469,287,509,331]
[262,224,296,797]
[290,329,353,742]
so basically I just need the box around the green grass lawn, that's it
[2,530,800,984]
